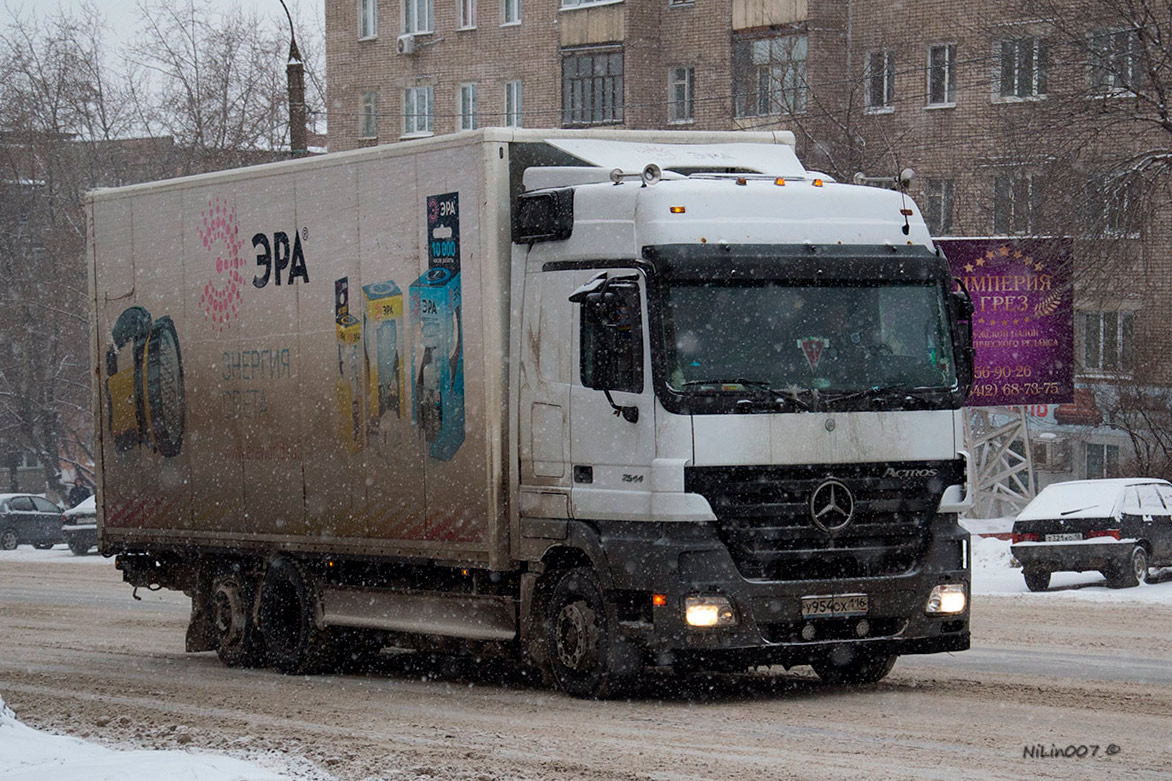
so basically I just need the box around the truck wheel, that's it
[68,539,91,556]
[811,648,897,685]
[544,567,639,699]
[0,528,17,550]
[258,558,333,674]
[1108,546,1147,589]
[1023,569,1050,592]
[212,573,264,668]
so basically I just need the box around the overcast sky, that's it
[1,0,322,45]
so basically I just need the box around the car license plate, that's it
[801,594,869,618]
[1046,533,1082,542]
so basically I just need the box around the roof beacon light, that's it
[670,206,686,214]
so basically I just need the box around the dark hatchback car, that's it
[1011,478,1172,591]
[0,493,64,550]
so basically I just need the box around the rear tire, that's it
[0,528,17,550]
[258,558,334,674]
[1023,569,1050,592]
[212,572,264,668]
[811,649,897,685]
[1108,546,1147,589]
[67,539,92,556]
[544,567,640,699]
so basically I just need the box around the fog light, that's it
[685,595,737,628]
[925,583,967,615]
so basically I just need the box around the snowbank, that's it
[0,693,285,781]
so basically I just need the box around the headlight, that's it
[925,583,967,615]
[684,595,738,628]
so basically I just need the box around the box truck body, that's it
[89,129,974,696]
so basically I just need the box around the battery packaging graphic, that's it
[332,192,465,462]
[105,306,186,458]
[412,192,465,462]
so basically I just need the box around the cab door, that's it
[567,269,657,521]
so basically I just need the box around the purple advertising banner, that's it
[938,238,1074,407]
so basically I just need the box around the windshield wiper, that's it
[822,384,942,410]
[680,379,815,412]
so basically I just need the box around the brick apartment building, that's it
[324,0,1172,487]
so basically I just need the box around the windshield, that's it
[659,280,957,395]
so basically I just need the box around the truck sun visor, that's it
[544,138,807,178]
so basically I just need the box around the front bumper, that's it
[1012,539,1136,574]
[591,517,970,668]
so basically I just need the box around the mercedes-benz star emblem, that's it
[810,479,855,532]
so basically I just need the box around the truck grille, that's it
[685,461,963,582]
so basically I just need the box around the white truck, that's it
[88,128,974,697]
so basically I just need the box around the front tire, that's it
[811,649,897,685]
[544,567,639,699]
[1023,569,1050,592]
[258,558,333,675]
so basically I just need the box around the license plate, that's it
[1046,533,1082,542]
[801,593,869,618]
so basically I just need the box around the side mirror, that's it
[570,274,643,422]
[949,281,976,397]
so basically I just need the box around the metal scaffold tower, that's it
[964,406,1036,519]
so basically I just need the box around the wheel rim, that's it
[213,582,245,650]
[0,529,16,550]
[555,599,600,672]
[1133,549,1148,582]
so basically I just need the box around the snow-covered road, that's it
[2,539,1171,780]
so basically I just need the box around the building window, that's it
[359,0,378,38]
[865,50,895,111]
[458,83,477,130]
[1080,310,1134,374]
[1084,174,1142,237]
[733,32,807,117]
[403,86,433,136]
[1085,443,1120,479]
[993,173,1041,234]
[562,48,624,126]
[1090,28,1144,94]
[998,36,1047,99]
[505,80,522,127]
[921,178,954,236]
[404,0,433,33]
[927,43,956,105]
[360,91,379,139]
[561,0,612,6]
[668,66,694,123]
[458,0,476,28]
[502,0,520,25]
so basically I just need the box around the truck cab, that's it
[512,140,973,695]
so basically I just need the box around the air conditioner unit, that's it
[396,34,416,55]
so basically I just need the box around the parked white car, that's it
[62,494,97,555]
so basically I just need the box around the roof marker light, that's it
[775,178,786,186]
[670,206,686,214]
[900,208,914,216]
[736,177,747,186]
[813,179,824,187]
